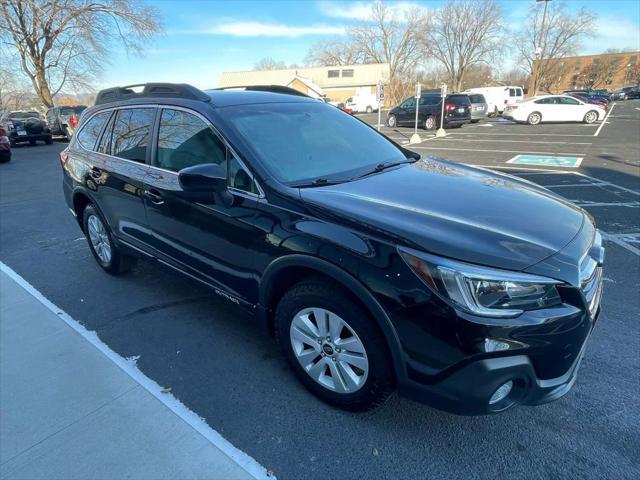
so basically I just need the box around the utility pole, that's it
[528,0,551,97]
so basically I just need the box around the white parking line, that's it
[412,146,585,156]
[481,166,640,196]
[447,132,595,137]
[436,138,592,145]
[572,201,640,208]
[594,102,616,137]
[601,232,640,256]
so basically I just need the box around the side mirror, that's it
[178,163,227,193]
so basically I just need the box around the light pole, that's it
[528,0,552,97]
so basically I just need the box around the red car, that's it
[570,94,608,111]
[0,127,11,163]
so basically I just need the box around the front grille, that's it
[579,231,604,317]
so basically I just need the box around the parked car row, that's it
[0,105,87,148]
[0,111,53,146]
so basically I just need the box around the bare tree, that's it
[305,40,367,67]
[253,57,287,71]
[500,68,530,89]
[426,0,504,92]
[537,58,568,93]
[306,2,430,105]
[579,56,623,90]
[516,2,595,95]
[0,0,161,108]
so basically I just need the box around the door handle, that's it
[144,189,164,205]
[89,167,102,179]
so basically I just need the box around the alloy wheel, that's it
[87,214,112,264]
[387,115,396,127]
[585,111,597,124]
[289,307,369,394]
[425,117,435,130]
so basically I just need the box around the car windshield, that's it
[10,111,41,119]
[224,102,408,185]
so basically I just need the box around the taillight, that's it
[60,149,69,167]
[0,135,9,151]
[444,103,455,111]
[70,115,78,127]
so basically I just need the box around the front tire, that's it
[527,112,542,125]
[275,280,395,411]
[83,204,135,275]
[387,114,397,128]
[583,110,598,124]
[424,116,436,130]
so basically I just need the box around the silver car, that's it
[467,93,488,123]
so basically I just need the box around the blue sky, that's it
[100,0,640,89]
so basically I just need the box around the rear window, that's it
[468,94,485,103]
[9,112,41,119]
[447,95,471,105]
[110,108,155,163]
[60,106,86,115]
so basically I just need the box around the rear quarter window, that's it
[448,95,471,105]
[76,111,111,151]
[468,94,486,103]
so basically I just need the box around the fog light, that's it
[489,381,513,405]
[484,338,510,352]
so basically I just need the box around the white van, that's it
[465,86,524,116]
[345,93,379,114]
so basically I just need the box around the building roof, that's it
[287,75,324,96]
[218,63,390,89]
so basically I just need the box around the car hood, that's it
[300,158,585,271]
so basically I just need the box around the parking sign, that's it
[377,82,384,103]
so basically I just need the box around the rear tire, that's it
[366,106,373,113]
[82,204,135,275]
[275,280,395,411]
[527,112,542,125]
[583,110,598,124]
[45,136,53,145]
[29,140,36,146]
[470,119,480,123]
[387,114,397,128]
[424,116,436,130]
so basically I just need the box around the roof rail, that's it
[94,83,210,105]
[213,85,311,98]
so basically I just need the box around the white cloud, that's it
[205,21,345,37]
[317,1,425,21]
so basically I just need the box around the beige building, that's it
[218,63,390,102]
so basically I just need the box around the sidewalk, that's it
[0,266,270,480]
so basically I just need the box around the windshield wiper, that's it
[290,177,348,188]
[354,159,417,180]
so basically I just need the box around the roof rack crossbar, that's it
[213,85,311,98]
[95,83,210,105]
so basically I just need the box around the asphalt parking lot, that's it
[1,100,639,479]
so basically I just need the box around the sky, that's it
[99,0,640,90]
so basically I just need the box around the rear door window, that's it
[110,108,155,163]
[76,111,111,151]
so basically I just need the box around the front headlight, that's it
[399,247,562,317]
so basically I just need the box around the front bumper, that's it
[9,131,52,143]
[398,311,596,415]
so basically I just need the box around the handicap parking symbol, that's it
[506,154,583,168]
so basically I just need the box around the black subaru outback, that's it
[61,83,604,414]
